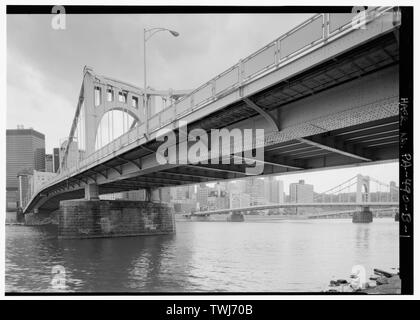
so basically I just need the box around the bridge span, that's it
[191,202,399,216]
[189,202,398,223]
[22,7,401,238]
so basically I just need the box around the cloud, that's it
[7,48,75,151]
[4,12,343,155]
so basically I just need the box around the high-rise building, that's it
[246,177,265,205]
[6,127,45,210]
[229,192,250,209]
[197,183,210,210]
[53,147,60,173]
[45,154,53,172]
[388,181,398,202]
[169,185,197,213]
[59,140,79,170]
[16,168,32,210]
[205,182,229,210]
[171,185,195,201]
[265,176,284,204]
[173,186,188,201]
[289,179,314,203]
[228,180,246,194]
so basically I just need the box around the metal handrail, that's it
[147,7,392,131]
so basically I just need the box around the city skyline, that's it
[178,170,397,197]
[194,162,398,196]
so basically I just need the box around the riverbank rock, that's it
[363,275,400,294]
[376,277,389,285]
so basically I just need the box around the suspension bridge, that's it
[313,175,398,203]
[190,174,398,222]
[20,7,400,238]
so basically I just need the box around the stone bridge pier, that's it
[58,183,175,239]
[352,207,373,223]
[394,209,399,222]
[227,212,245,222]
[352,175,373,223]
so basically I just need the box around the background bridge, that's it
[20,7,401,236]
[190,174,399,223]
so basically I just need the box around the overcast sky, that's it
[7,13,313,150]
[7,13,399,191]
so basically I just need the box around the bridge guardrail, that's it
[146,7,392,133]
[278,14,324,59]
[25,7,397,212]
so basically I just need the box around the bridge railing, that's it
[144,7,394,133]
[25,7,397,211]
[34,122,149,193]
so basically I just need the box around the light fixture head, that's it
[169,30,179,37]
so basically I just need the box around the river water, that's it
[5,218,399,293]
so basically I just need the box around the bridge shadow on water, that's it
[355,224,371,250]
[6,224,193,292]
[56,232,180,292]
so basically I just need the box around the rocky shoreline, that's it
[325,268,400,294]
[361,274,401,294]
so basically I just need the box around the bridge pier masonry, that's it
[227,211,245,222]
[57,184,175,239]
[352,207,373,223]
[352,175,373,223]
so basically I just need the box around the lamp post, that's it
[143,27,179,137]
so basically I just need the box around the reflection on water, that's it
[6,218,399,292]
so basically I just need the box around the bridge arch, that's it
[94,109,140,150]
[97,106,141,125]
[356,174,370,203]
[82,68,145,155]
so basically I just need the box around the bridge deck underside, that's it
[96,32,399,191]
[31,31,400,212]
[97,115,398,192]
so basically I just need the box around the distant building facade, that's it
[289,179,314,203]
[229,192,251,209]
[45,154,53,172]
[59,140,82,170]
[16,169,32,210]
[390,181,398,202]
[197,183,210,210]
[228,180,246,194]
[169,185,197,213]
[207,182,229,210]
[53,147,60,172]
[6,127,45,211]
[265,176,284,204]
[17,169,56,209]
[245,177,265,205]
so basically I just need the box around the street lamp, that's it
[143,27,179,136]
